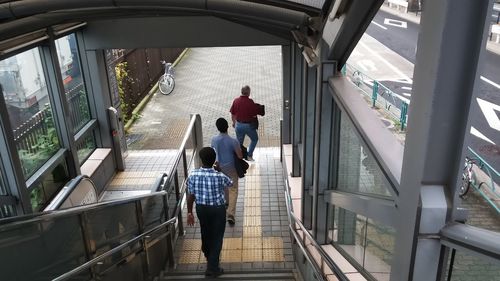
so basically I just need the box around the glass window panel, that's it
[30,160,70,212]
[337,111,393,198]
[0,48,61,179]
[55,34,91,133]
[280,0,324,9]
[332,207,395,281]
[76,130,96,164]
[0,214,89,281]
[445,249,500,281]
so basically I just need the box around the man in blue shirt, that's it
[186,147,232,277]
[211,118,243,226]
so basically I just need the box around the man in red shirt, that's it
[230,85,260,161]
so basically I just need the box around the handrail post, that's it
[79,213,97,279]
[192,114,203,168]
[372,80,378,108]
[341,64,346,76]
[135,200,150,280]
[174,170,184,236]
[400,102,408,130]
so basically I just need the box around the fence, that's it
[342,63,409,130]
[66,83,90,133]
[13,105,52,154]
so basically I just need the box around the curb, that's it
[124,48,190,132]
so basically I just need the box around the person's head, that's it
[216,118,229,133]
[241,85,251,96]
[199,147,216,168]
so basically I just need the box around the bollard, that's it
[372,81,378,108]
[341,64,347,76]
[400,102,408,130]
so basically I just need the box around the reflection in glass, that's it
[0,48,61,179]
[332,207,395,281]
[76,131,96,164]
[30,160,69,212]
[337,111,392,198]
[446,249,500,281]
[55,34,91,133]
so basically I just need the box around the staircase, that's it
[158,269,297,280]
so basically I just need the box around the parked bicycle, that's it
[159,60,175,95]
[459,157,477,198]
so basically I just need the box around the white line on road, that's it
[471,126,496,145]
[393,92,411,104]
[480,75,500,90]
[384,18,407,29]
[477,98,500,131]
[359,41,414,83]
[402,86,412,90]
[402,92,411,97]
[371,21,387,30]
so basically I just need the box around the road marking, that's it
[471,126,496,145]
[371,21,387,30]
[477,98,500,131]
[402,86,412,90]
[402,92,412,97]
[358,41,413,83]
[480,75,500,89]
[384,18,408,28]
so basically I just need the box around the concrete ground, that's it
[127,46,282,150]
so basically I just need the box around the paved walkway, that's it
[127,46,282,150]
[110,46,291,274]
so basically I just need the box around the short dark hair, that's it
[216,118,228,133]
[241,85,251,96]
[199,147,216,167]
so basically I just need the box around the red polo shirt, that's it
[230,95,258,123]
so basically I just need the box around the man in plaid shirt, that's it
[186,147,232,277]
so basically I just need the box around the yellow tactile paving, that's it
[179,157,287,265]
[222,238,242,250]
[179,250,200,264]
[245,189,261,198]
[243,226,262,237]
[244,198,261,207]
[221,250,242,262]
[242,248,263,261]
[243,216,261,226]
[263,237,283,249]
[182,239,202,251]
[263,248,284,262]
[244,207,261,217]
[243,237,262,249]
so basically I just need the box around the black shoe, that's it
[227,215,235,226]
[205,267,224,277]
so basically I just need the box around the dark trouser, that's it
[196,204,226,271]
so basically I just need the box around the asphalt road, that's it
[365,9,500,169]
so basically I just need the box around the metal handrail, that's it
[284,179,349,281]
[155,114,198,192]
[52,216,178,281]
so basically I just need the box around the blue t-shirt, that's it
[211,133,240,175]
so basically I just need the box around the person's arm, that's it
[187,193,196,226]
[231,114,236,128]
[234,141,243,159]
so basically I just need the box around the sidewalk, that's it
[380,4,500,56]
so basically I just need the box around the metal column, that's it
[291,44,303,177]
[282,44,292,144]
[392,0,494,280]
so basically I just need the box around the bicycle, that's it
[459,157,476,198]
[158,60,175,95]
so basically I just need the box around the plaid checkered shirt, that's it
[187,167,232,206]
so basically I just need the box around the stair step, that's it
[161,270,296,280]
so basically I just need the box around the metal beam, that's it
[393,0,493,280]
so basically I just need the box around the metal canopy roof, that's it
[0,0,383,68]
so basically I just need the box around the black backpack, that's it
[234,145,249,178]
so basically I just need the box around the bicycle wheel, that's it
[458,172,471,197]
[159,75,175,95]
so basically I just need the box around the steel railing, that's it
[283,175,349,281]
[342,63,410,130]
[0,114,203,281]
